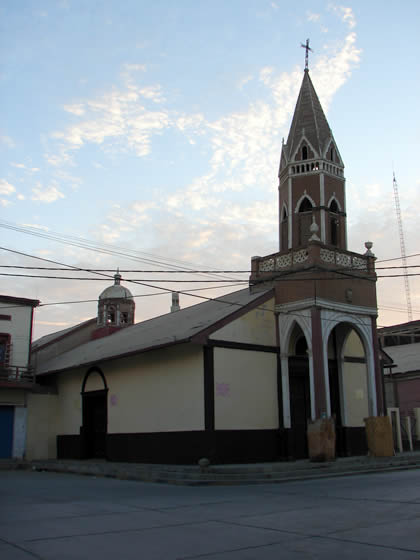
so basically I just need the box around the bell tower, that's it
[278,67,346,252]
[250,45,384,460]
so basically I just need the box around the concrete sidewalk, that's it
[2,451,420,485]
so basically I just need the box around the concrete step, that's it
[15,453,420,485]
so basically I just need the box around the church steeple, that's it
[278,67,346,252]
[280,70,343,171]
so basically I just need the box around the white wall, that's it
[214,347,278,430]
[0,303,33,367]
[210,298,276,346]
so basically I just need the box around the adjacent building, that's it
[379,320,420,439]
[0,294,39,458]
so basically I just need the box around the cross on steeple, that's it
[301,38,313,70]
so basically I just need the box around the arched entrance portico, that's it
[322,315,377,456]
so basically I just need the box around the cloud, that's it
[0,179,16,195]
[309,32,361,112]
[31,183,65,203]
[63,104,85,116]
[307,12,321,22]
[0,199,12,207]
[238,75,253,90]
[0,135,15,148]
[49,75,170,162]
[329,4,356,29]
[10,162,40,173]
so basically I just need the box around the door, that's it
[289,369,310,459]
[0,406,14,458]
[82,391,107,458]
[329,361,344,455]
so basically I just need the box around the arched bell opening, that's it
[280,204,288,251]
[328,198,341,247]
[297,196,314,247]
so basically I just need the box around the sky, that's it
[1,0,419,341]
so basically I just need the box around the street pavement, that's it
[0,469,419,559]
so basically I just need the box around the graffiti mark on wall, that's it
[216,383,230,397]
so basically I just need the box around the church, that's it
[27,60,384,464]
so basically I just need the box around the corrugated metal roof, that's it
[382,343,420,374]
[32,318,96,350]
[36,287,272,376]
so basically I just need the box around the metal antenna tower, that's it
[392,172,413,321]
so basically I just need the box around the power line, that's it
[0,273,249,282]
[1,264,420,272]
[0,266,250,273]
[0,220,237,282]
[1,247,418,330]
[37,283,247,307]
[2,270,420,281]
[376,252,420,263]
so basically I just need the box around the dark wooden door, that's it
[289,370,310,459]
[82,391,107,458]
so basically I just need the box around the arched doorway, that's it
[288,324,311,458]
[81,367,108,459]
[327,324,369,456]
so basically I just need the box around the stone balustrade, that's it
[251,242,375,283]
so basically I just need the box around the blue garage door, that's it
[0,406,14,458]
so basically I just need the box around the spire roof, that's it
[283,69,334,162]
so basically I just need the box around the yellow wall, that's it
[56,369,84,435]
[342,329,369,427]
[26,393,58,459]
[106,345,204,433]
[342,362,369,427]
[214,347,278,430]
[48,344,204,437]
[344,330,365,357]
[210,298,276,346]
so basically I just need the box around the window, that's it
[298,197,313,213]
[106,306,116,324]
[0,334,11,367]
[302,146,308,160]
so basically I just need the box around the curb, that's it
[2,455,420,486]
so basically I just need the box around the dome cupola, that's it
[96,270,135,330]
